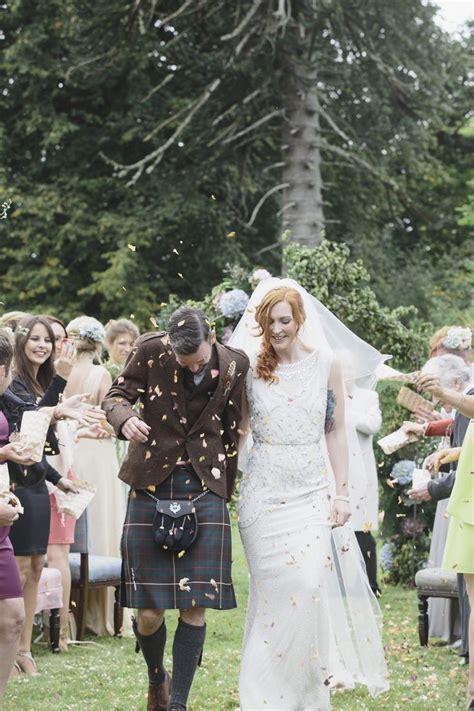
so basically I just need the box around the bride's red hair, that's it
[255,287,306,382]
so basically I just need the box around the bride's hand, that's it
[330,499,351,528]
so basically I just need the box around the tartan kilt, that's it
[121,465,236,610]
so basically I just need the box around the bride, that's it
[230,279,389,710]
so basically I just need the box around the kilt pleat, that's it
[120,466,236,610]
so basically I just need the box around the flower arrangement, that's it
[380,542,395,571]
[218,289,249,319]
[442,326,472,351]
[389,459,415,486]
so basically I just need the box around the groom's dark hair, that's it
[168,307,211,355]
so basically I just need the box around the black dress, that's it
[6,376,66,556]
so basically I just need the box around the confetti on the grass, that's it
[227,231,236,238]
[127,244,136,251]
[177,272,184,279]
[173,248,179,255]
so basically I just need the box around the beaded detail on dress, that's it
[238,349,332,527]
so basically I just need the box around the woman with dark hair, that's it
[9,315,78,674]
[0,329,34,698]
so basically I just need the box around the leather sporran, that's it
[146,491,207,552]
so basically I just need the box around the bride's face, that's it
[268,301,298,352]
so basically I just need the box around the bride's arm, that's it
[325,358,351,527]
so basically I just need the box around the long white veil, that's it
[229,277,387,387]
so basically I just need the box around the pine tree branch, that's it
[222,109,282,144]
[247,183,289,226]
[64,52,110,81]
[141,73,175,103]
[220,0,264,41]
[277,200,296,216]
[160,0,196,26]
[144,101,190,142]
[212,88,263,127]
[101,77,222,185]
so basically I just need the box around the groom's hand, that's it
[121,416,151,443]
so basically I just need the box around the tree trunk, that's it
[280,21,324,247]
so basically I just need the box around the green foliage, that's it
[0,1,472,328]
[383,533,432,587]
[285,240,428,369]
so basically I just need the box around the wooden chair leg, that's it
[49,608,61,653]
[418,594,429,646]
[74,584,87,641]
[113,585,123,638]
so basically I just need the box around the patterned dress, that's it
[238,350,389,710]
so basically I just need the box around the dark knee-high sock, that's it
[169,619,206,710]
[133,619,167,686]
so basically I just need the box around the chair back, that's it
[71,512,89,554]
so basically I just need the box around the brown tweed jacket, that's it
[102,332,249,500]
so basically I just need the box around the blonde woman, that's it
[104,318,139,380]
[65,316,126,636]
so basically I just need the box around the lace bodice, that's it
[239,349,332,527]
[248,349,330,446]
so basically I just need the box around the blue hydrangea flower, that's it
[380,542,395,571]
[390,459,415,486]
[218,289,249,319]
[79,324,106,343]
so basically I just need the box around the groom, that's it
[103,307,249,711]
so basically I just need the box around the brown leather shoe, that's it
[147,671,171,711]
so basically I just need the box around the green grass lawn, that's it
[4,517,468,710]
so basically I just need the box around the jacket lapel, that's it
[188,343,235,436]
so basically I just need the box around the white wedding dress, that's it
[238,349,389,710]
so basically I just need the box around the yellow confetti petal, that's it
[127,243,136,251]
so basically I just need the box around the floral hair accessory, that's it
[441,327,472,351]
[218,289,249,319]
[78,324,106,343]
[15,326,30,337]
[249,268,272,288]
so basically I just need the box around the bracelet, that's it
[333,495,350,503]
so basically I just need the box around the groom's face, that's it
[174,333,216,374]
